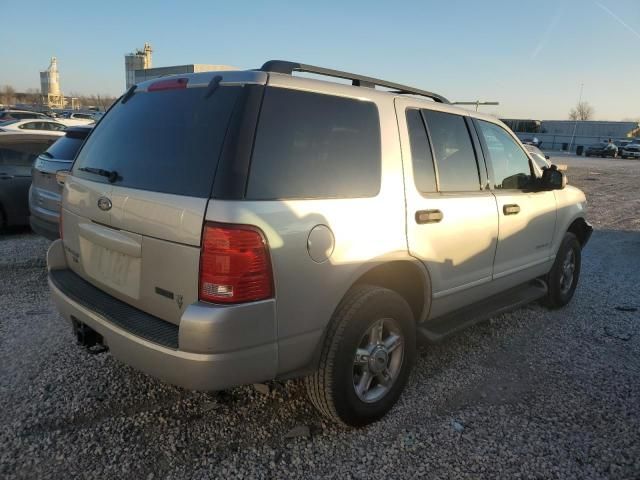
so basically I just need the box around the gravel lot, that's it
[1,155,639,479]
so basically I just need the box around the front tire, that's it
[543,232,582,308]
[305,285,416,427]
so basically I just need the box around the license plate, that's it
[79,238,141,299]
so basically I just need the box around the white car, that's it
[0,119,67,136]
[56,112,95,127]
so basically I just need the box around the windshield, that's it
[73,86,241,197]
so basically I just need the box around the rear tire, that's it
[543,232,581,309]
[305,285,416,427]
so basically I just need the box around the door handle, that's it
[416,209,443,224]
[0,174,14,180]
[503,204,520,215]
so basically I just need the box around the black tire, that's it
[305,285,416,427]
[543,232,581,308]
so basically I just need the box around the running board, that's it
[418,280,547,343]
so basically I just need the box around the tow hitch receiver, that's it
[71,318,108,354]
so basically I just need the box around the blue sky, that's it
[1,0,638,120]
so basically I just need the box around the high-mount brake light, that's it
[148,77,189,92]
[199,223,274,304]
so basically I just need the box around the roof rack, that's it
[260,60,450,104]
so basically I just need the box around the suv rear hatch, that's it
[61,71,266,325]
[31,127,91,223]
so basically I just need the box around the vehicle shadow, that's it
[0,225,34,237]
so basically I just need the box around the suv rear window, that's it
[73,86,241,197]
[247,87,381,199]
[45,136,85,161]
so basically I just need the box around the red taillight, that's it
[199,223,273,304]
[147,77,189,92]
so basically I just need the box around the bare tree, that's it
[24,88,41,106]
[569,101,594,121]
[1,85,16,106]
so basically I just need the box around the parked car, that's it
[29,126,92,239]
[524,144,550,170]
[0,132,61,228]
[90,111,105,122]
[57,111,95,127]
[584,142,618,158]
[47,61,591,426]
[620,142,640,159]
[615,140,631,152]
[0,109,49,123]
[0,119,67,135]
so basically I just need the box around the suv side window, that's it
[247,87,381,200]
[406,109,436,193]
[422,110,480,192]
[476,120,532,190]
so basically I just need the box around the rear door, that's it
[0,135,54,224]
[62,78,253,324]
[396,98,499,301]
[473,119,557,278]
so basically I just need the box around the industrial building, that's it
[502,118,640,151]
[124,43,153,89]
[40,57,64,109]
[124,43,237,89]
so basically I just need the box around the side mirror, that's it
[55,170,71,187]
[541,165,566,190]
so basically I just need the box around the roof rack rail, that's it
[260,60,450,104]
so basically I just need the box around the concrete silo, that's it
[125,43,152,89]
[40,57,64,108]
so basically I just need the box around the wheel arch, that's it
[290,259,431,379]
[566,217,591,247]
[350,260,431,323]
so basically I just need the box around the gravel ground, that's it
[1,156,639,479]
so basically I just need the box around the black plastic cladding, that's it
[50,269,179,349]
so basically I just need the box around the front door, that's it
[473,119,557,278]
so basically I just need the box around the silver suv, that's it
[47,61,592,426]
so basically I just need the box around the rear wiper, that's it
[78,166,119,183]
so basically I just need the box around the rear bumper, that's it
[29,214,59,240]
[47,240,277,391]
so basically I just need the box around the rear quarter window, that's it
[247,87,381,200]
